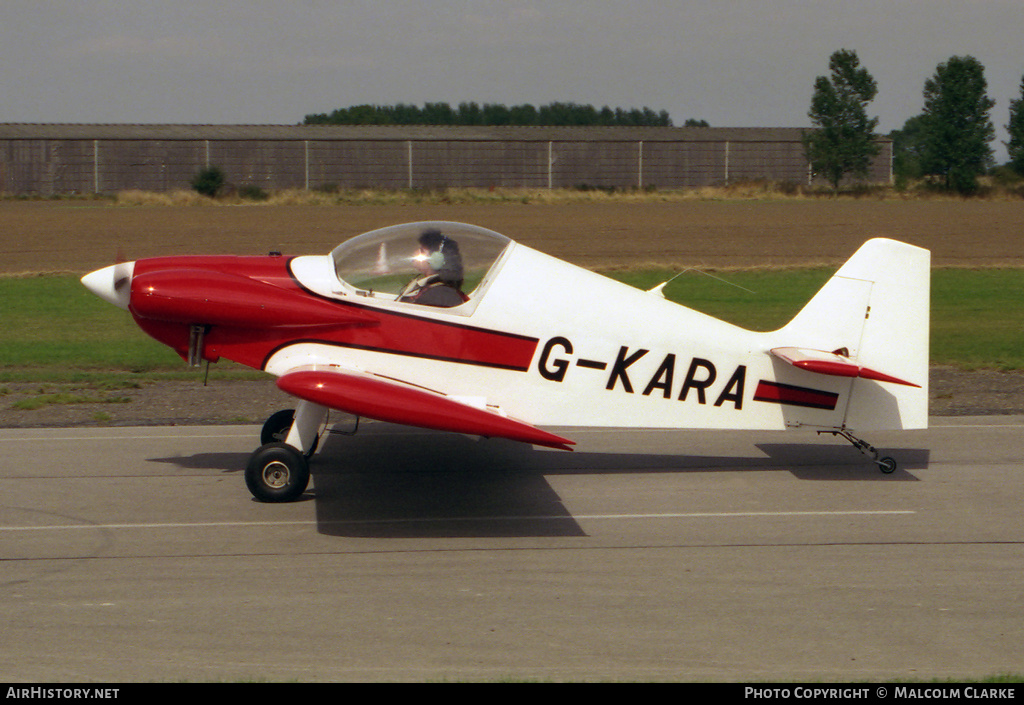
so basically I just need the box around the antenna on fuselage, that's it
[647,268,756,298]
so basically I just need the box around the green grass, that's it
[928,269,1024,370]
[1,269,1022,383]
[1,275,181,371]
[0,275,263,383]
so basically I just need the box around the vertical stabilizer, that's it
[778,238,930,430]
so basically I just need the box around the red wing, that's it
[277,367,575,451]
[770,347,920,388]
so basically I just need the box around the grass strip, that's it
[1,269,1021,383]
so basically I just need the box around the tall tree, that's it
[920,55,995,193]
[889,115,929,182]
[803,49,880,191]
[1007,74,1024,176]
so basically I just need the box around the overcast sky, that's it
[2,1,1020,161]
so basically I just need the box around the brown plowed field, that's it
[2,198,1023,275]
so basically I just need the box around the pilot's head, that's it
[415,229,463,286]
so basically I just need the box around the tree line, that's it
[805,49,1024,193]
[303,102,707,128]
[305,53,1023,195]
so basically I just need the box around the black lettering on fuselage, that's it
[679,358,717,404]
[606,346,649,393]
[715,365,746,409]
[538,336,573,382]
[642,353,676,398]
[539,337,749,411]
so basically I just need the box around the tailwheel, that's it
[820,428,898,474]
[245,442,310,503]
[261,409,318,458]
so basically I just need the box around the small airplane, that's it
[81,221,929,502]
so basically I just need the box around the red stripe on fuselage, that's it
[128,255,538,372]
[754,380,840,410]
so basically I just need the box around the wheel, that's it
[261,409,296,444]
[245,442,310,502]
[877,456,897,474]
[261,408,318,457]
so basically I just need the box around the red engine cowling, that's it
[129,268,376,329]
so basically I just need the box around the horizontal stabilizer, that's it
[771,347,921,388]
[277,367,575,451]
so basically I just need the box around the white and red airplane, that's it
[81,221,929,502]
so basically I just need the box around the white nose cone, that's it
[81,262,135,310]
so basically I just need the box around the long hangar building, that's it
[0,124,892,195]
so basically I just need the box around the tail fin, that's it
[777,238,930,430]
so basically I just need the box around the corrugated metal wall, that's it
[0,127,892,194]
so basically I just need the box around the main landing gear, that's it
[820,428,898,474]
[245,403,327,502]
[245,442,310,503]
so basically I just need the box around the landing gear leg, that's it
[261,408,319,458]
[283,401,328,457]
[821,428,898,474]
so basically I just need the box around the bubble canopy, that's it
[331,222,512,306]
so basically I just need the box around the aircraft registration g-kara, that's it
[81,222,929,502]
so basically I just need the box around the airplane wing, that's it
[276,366,575,451]
[770,347,920,388]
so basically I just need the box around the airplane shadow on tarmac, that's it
[150,423,930,539]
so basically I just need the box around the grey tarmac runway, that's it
[1,416,1022,683]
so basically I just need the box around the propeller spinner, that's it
[81,260,135,310]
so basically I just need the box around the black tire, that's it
[261,408,318,457]
[245,442,310,502]
[261,409,296,445]
[878,456,897,474]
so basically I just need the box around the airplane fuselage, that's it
[119,244,870,434]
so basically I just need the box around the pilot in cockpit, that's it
[397,229,468,307]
